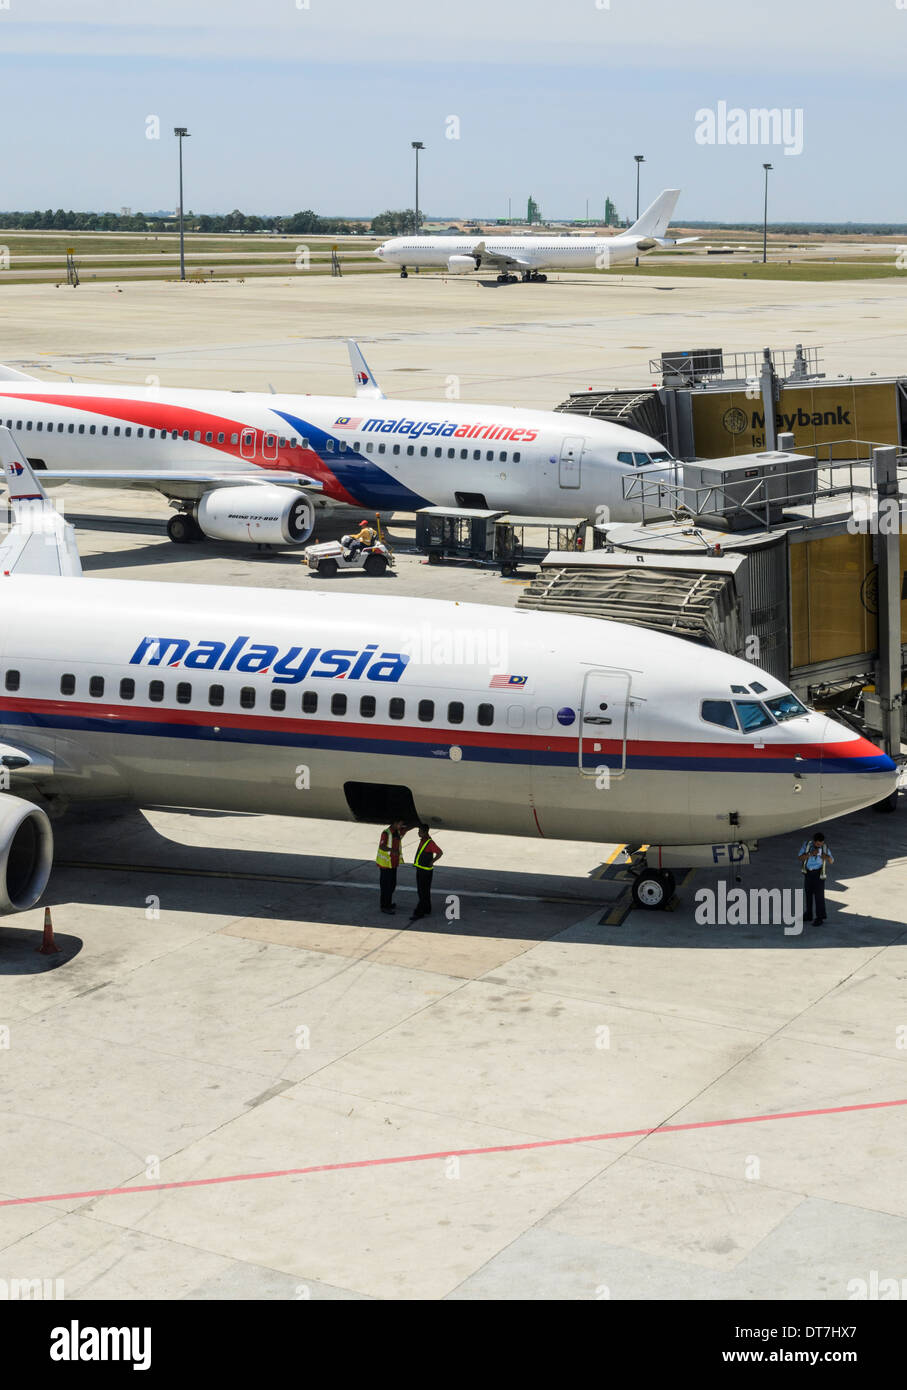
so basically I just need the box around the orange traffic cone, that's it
[36,906,61,955]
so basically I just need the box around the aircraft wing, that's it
[0,428,82,576]
[471,240,535,271]
[30,470,325,504]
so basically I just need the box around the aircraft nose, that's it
[818,717,898,819]
[374,246,385,259]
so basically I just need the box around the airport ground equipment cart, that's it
[415,507,505,565]
[303,538,394,577]
[492,515,588,575]
[415,507,592,572]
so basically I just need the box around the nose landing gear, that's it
[630,869,676,910]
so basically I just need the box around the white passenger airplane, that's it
[0,342,673,547]
[375,190,698,281]
[0,434,895,917]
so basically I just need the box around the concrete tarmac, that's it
[0,274,905,1301]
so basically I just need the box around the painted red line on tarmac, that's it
[2,1097,905,1209]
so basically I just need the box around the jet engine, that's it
[447,254,479,274]
[0,793,53,913]
[195,487,315,545]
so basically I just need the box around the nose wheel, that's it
[631,869,676,910]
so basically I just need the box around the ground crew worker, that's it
[376,819,406,914]
[345,519,377,560]
[410,824,443,921]
[798,831,834,925]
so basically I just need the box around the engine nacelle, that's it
[447,254,478,274]
[196,486,315,546]
[0,793,53,913]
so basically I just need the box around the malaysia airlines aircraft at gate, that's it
[0,434,895,916]
[375,190,698,281]
[0,342,674,548]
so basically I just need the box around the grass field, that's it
[613,260,907,281]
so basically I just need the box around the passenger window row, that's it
[4,418,242,444]
[42,672,498,726]
[362,441,521,462]
[1,419,522,465]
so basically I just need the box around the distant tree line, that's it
[683,221,907,235]
[0,208,374,234]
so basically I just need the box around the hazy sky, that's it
[3,0,905,221]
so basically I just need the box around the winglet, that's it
[0,428,82,577]
[348,340,385,400]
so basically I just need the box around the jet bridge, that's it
[519,441,907,758]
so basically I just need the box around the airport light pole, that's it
[762,162,772,265]
[634,153,645,266]
[412,141,424,236]
[174,127,190,281]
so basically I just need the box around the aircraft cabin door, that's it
[559,435,584,489]
[579,668,630,778]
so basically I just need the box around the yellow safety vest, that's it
[414,837,436,870]
[376,831,394,869]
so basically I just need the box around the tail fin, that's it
[627,189,680,240]
[348,340,385,400]
[0,428,82,576]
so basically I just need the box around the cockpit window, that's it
[619,449,673,468]
[734,700,775,732]
[702,699,738,730]
[730,684,749,694]
[750,681,767,693]
[766,693,808,722]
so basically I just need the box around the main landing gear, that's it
[519,270,548,283]
[167,512,203,544]
[400,266,408,278]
